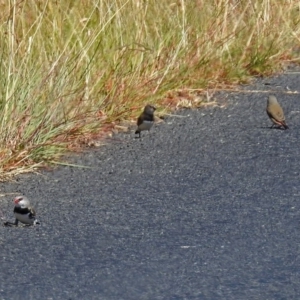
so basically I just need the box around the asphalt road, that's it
[1,69,300,300]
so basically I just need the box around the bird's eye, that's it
[14,197,22,203]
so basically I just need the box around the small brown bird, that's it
[3,196,40,226]
[266,95,289,129]
[135,104,156,138]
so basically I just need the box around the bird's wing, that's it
[137,114,144,126]
[28,207,37,218]
[274,109,285,121]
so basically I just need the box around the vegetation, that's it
[0,0,299,179]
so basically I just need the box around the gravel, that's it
[1,69,300,300]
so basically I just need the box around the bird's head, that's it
[144,104,156,114]
[267,95,278,105]
[13,196,30,208]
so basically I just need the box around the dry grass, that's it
[0,0,299,179]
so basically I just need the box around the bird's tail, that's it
[282,121,289,129]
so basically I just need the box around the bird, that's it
[266,95,289,129]
[135,104,156,138]
[3,196,40,226]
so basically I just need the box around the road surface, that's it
[1,69,300,299]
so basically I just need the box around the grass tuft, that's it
[0,0,298,179]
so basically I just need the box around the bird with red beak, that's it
[3,196,40,226]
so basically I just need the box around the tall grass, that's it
[0,0,299,179]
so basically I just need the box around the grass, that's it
[0,0,299,179]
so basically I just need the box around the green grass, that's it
[0,0,299,179]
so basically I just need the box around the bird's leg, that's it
[3,219,18,227]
